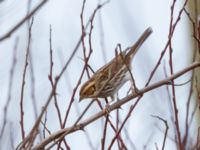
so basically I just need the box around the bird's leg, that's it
[125,65,139,95]
[129,74,139,95]
[110,95,115,102]
[103,96,115,116]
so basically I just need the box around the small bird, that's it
[79,27,152,101]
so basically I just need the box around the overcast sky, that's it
[0,0,197,149]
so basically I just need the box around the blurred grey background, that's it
[0,0,199,149]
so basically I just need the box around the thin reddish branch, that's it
[26,0,39,123]
[80,0,90,78]
[61,0,88,130]
[163,60,176,123]
[20,18,34,142]
[47,101,94,149]
[108,98,140,149]
[62,66,85,127]
[101,115,109,150]
[168,0,182,149]
[48,25,63,127]
[95,100,128,150]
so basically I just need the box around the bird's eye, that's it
[87,85,95,95]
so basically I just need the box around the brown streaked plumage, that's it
[79,27,153,101]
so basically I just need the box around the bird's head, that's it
[79,80,97,101]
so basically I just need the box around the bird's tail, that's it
[126,27,153,59]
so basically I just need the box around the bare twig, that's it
[26,0,39,125]
[48,25,63,128]
[101,115,109,150]
[19,18,34,141]
[168,0,182,149]
[58,50,96,149]
[151,115,169,150]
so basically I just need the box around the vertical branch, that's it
[48,25,63,127]
[96,100,128,150]
[61,0,87,129]
[27,0,39,122]
[163,60,178,145]
[168,1,183,149]
[108,99,140,149]
[58,51,96,149]
[48,26,69,149]
[20,18,34,141]
[101,115,109,150]
[80,0,90,77]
